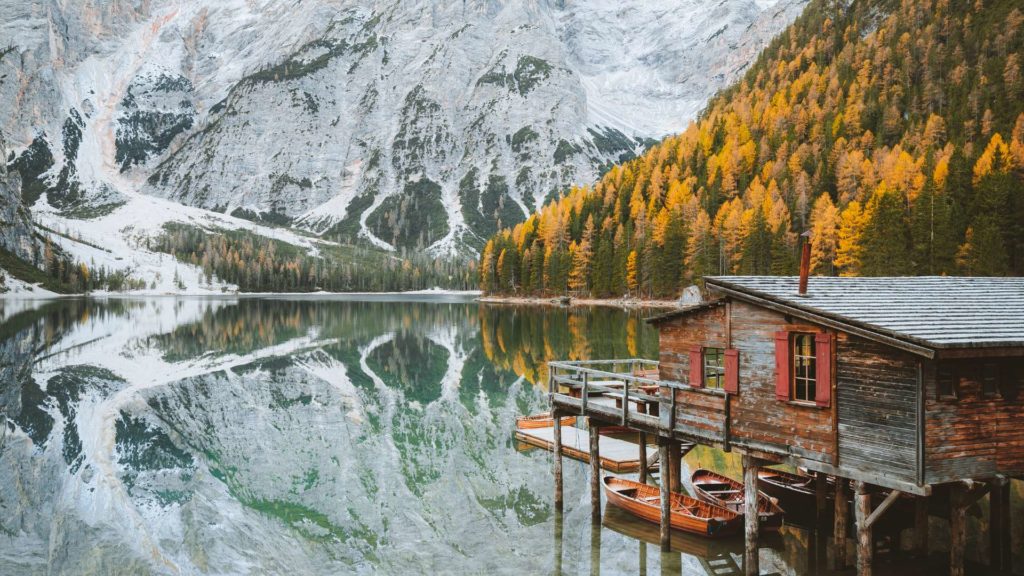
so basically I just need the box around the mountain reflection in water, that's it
[0,297,1019,575]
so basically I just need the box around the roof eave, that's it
[644,299,727,325]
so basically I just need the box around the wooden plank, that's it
[864,490,902,529]
[515,426,657,473]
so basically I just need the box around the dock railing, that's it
[547,359,688,432]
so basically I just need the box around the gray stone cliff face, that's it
[1,0,807,257]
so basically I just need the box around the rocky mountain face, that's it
[0,131,36,265]
[1,0,806,261]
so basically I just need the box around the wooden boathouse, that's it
[546,273,1024,576]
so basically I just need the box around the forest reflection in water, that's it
[0,296,1019,575]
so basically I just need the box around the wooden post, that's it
[950,483,966,576]
[553,408,563,512]
[590,419,601,524]
[590,519,602,576]
[554,509,564,576]
[668,441,682,493]
[639,539,647,576]
[913,495,928,558]
[990,478,1011,572]
[833,477,848,570]
[742,455,760,576]
[854,480,872,576]
[639,432,648,484]
[816,472,829,525]
[659,441,671,551]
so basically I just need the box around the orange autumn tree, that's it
[480,0,1024,296]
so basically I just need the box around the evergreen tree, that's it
[861,185,911,275]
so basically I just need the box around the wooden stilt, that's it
[855,480,872,576]
[554,510,564,576]
[659,441,671,551]
[553,408,563,512]
[816,472,829,525]
[668,441,682,493]
[950,483,966,576]
[742,455,760,576]
[638,432,648,484]
[833,477,848,570]
[590,519,602,576]
[639,539,647,576]
[913,494,928,558]
[990,477,1011,572]
[590,419,602,524]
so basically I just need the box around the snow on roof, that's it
[703,276,1024,350]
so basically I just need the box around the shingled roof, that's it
[699,276,1024,355]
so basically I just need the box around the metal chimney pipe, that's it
[798,231,812,296]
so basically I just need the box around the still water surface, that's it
[0,296,1018,575]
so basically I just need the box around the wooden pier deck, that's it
[515,425,659,473]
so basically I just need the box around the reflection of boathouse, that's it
[547,274,1023,576]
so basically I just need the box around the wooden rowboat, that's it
[602,476,741,538]
[692,469,784,530]
[757,468,817,521]
[515,412,576,429]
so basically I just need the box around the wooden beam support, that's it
[950,483,966,576]
[913,495,928,558]
[553,408,563,512]
[590,419,601,524]
[864,490,903,529]
[668,441,682,493]
[854,480,872,576]
[638,432,648,484]
[659,441,671,551]
[742,455,760,576]
[833,477,848,570]
[815,472,829,525]
[990,477,1012,572]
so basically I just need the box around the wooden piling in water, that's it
[638,431,648,484]
[553,408,563,512]
[990,477,1011,572]
[854,480,872,576]
[833,476,848,570]
[950,484,966,576]
[742,455,759,576]
[659,441,671,551]
[590,419,602,524]
[815,472,829,525]
[913,494,928,558]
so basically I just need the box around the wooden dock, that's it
[515,425,658,473]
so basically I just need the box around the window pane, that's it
[704,347,725,389]
[791,333,817,402]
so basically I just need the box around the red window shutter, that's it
[724,349,739,394]
[774,331,790,401]
[689,345,703,388]
[815,333,833,407]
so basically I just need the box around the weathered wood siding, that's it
[658,304,728,442]
[924,359,1024,484]
[657,300,834,463]
[836,336,919,484]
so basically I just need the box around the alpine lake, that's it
[0,296,1020,575]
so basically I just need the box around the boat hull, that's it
[515,413,576,429]
[602,476,741,538]
[692,469,784,531]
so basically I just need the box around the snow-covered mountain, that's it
[1,0,806,276]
